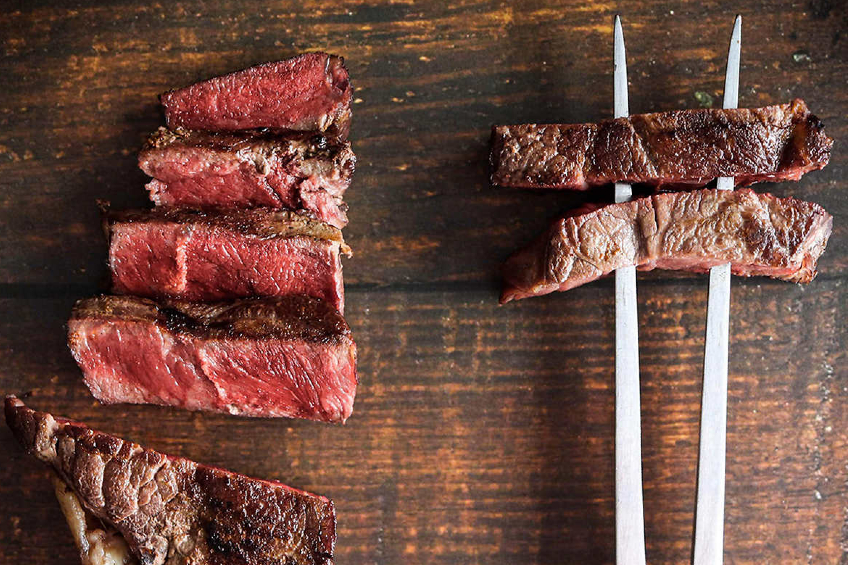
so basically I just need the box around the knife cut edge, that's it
[613,14,647,565]
[693,15,741,565]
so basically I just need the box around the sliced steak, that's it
[161,53,352,140]
[68,295,358,423]
[501,189,832,302]
[491,100,832,189]
[5,397,337,564]
[139,128,355,229]
[106,207,348,312]
[51,474,137,565]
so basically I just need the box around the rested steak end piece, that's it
[68,295,358,423]
[161,52,352,139]
[501,189,833,302]
[5,397,337,565]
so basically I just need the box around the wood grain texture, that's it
[0,1,845,563]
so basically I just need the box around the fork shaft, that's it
[615,264,646,565]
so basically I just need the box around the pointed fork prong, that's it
[722,16,742,110]
[613,14,646,565]
[716,14,741,191]
[614,15,629,120]
[614,15,632,204]
[693,15,741,565]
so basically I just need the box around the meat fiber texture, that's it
[501,189,833,302]
[139,128,355,229]
[161,52,352,140]
[491,100,832,189]
[105,206,349,314]
[68,295,358,423]
[51,473,137,565]
[5,397,337,564]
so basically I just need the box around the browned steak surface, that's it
[72,294,351,342]
[5,397,336,565]
[106,206,346,243]
[139,128,355,229]
[68,295,358,423]
[491,100,832,189]
[501,189,832,302]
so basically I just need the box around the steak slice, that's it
[5,397,337,564]
[161,52,352,140]
[491,100,832,189]
[106,207,349,312]
[51,474,137,565]
[139,128,355,229]
[501,189,832,302]
[68,295,358,423]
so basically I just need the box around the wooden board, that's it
[0,1,845,563]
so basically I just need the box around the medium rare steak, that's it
[5,397,337,564]
[491,100,832,189]
[139,128,355,229]
[161,52,352,140]
[106,207,349,312]
[501,189,832,302]
[68,295,358,423]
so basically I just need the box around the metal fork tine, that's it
[613,15,646,565]
[693,15,741,565]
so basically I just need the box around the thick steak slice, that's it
[106,207,348,312]
[161,53,351,140]
[5,397,337,564]
[68,295,358,422]
[501,189,832,302]
[139,128,355,229]
[491,100,832,189]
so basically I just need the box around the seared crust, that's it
[491,100,832,189]
[140,127,356,187]
[5,397,336,565]
[321,55,352,141]
[103,206,350,255]
[70,295,351,344]
[501,189,833,302]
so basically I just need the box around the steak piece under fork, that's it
[501,188,833,302]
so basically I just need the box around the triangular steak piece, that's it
[69,295,358,423]
[161,52,351,140]
[501,189,832,302]
[5,397,336,565]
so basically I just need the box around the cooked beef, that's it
[501,189,832,302]
[51,474,137,565]
[68,295,357,422]
[139,128,355,229]
[5,397,337,564]
[491,100,832,189]
[106,207,348,312]
[161,53,352,140]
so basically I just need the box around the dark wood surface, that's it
[0,1,845,563]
